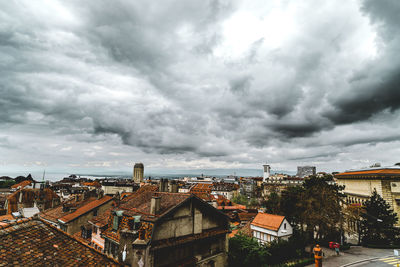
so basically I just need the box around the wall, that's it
[102,185,133,195]
[63,200,113,235]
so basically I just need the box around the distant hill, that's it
[145,168,296,177]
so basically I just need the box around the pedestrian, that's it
[313,244,323,267]
[334,243,340,256]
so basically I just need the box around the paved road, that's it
[349,256,400,267]
[306,246,394,267]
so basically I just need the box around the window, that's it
[284,223,287,230]
[93,209,98,217]
[112,215,119,231]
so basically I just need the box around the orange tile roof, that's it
[251,212,285,231]
[336,168,400,178]
[217,205,246,210]
[11,180,32,189]
[59,196,113,223]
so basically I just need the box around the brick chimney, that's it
[150,196,161,215]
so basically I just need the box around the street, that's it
[306,246,394,267]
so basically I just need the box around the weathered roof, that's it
[11,180,32,189]
[6,188,60,214]
[39,196,97,223]
[251,212,285,231]
[0,218,120,266]
[89,208,112,227]
[59,195,113,223]
[119,191,190,221]
[336,168,400,178]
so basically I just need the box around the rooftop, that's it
[11,180,32,189]
[58,195,113,224]
[336,166,400,178]
[40,196,97,223]
[251,212,285,231]
[0,218,120,266]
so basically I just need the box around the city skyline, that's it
[1,0,400,174]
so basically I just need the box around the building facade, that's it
[133,163,144,183]
[296,166,316,178]
[250,212,293,244]
[102,188,230,266]
[335,166,400,226]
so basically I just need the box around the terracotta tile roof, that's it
[190,183,213,194]
[0,214,15,227]
[11,180,32,189]
[119,191,190,221]
[39,196,97,224]
[217,205,246,210]
[238,212,257,222]
[0,218,120,266]
[6,188,60,214]
[81,181,101,188]
[59,196,113,223]
[251,212,285,231]
[336,168,400,178]
[89,208,112,227]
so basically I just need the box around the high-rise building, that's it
[133,163,144,183]
[296,166,316,178]
[263,164,271,182]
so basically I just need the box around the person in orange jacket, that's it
[313,244,323,267]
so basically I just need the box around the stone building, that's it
[133,163,144,183]
[102,186,230,266]
[335,165,400,226]
[296,166,316,178]
[40,194,113,235]
[4,188,60,214]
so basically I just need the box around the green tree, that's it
[360,190,398,246]
[228,234,269,267]
[280,186,304,226]
[232,194,249,206]
[297,175,344,241]
[264,191,281,214]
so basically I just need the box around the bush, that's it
[228,233,308,267]
[0,180,15,188]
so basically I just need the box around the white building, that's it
[263,164,271,182]
[250,212,293,244]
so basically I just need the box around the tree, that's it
[360,190,398,246]
[297,175,344,241]
[280,186,304,226]
[263,191,281,214]
[228,234,269,267]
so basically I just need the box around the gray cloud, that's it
[1,0,400,173]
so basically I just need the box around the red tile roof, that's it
[59,196,113,223]
[6,188,60,214]
[11,180,32,189]
[40,196,97,223]
[251,212,285,231]
[0,218,120,266]
[336,168,400,178]
[190,183,213,194]
[89,209,112,227]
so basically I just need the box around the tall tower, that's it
[133,163,144,183]
[263,163,270,182]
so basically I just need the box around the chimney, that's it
[169,180,178,193]
[150,196,161,215]
[159,179,168,192]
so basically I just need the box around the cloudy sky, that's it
[1,0,400,175]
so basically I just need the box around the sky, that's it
[1,0,400,176]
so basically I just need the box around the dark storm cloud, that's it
[2,0,400,171]
[325,0,400,125]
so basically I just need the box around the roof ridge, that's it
[38,218,121,265]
